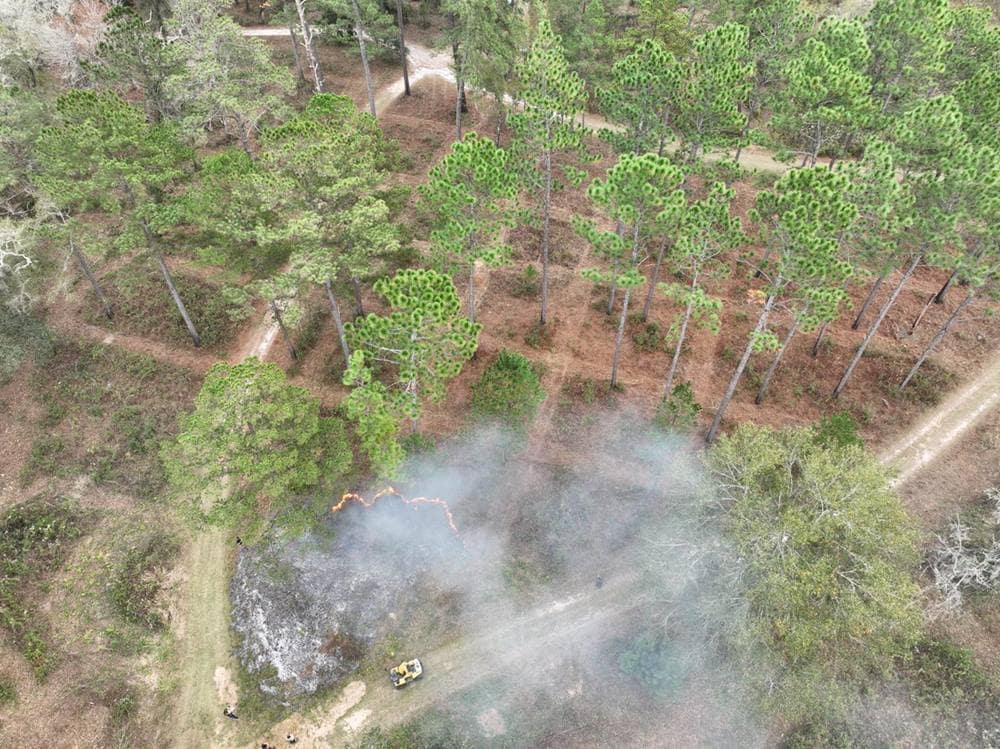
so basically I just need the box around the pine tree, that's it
[547,0,617,98]
[322,0,396,116]
[598,39,681,157]
[343,269,481,475]
[940,6,999,90]
[420,133,519,323]
[166,0,294,151]
[181,149,295,274]
[733,0,809,163]
[659,181,743,398]
[708,167,856,441]
[833,96,974,398]
[899,153,998,389]
[161,358,350,525]
[264,94,398,361]
[509,19,588,326]
[675,22,752,162]
[772,19,875,167]
[36,90,203,346]
[619,0,689,57]
[443,0,526,141]
[866,0,951,118]
[576,153,685,388]
[86,6,179,123]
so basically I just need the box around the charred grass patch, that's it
[85,259,240,349]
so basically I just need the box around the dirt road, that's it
[255,574,642,747]
[173,529,238,749]
[881,354,1000,487]
[244,27,796,175]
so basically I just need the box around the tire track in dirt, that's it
[881,353,1000,487]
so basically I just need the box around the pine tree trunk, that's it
[641,237,670,321]
[287,12,306,84]
[324,279,351,365]
[810,320,828,357]
[733,119,750,164]
[352,0,377,116]
[454,72,463,141]
[607,220,626,314]
[294,0,323,93]
[707,293,776,443]
[71,239,113,320]
[540,145,552,326]
[610,287,632,388]
[467,265,476,323]
[907,291,936,337]
[833,253,922,399]
[154,250,201,347]
[352,276,365,317]
[852,273,884,330]
[271,300,298,360]
[934,269,957,305]
[662,272,698,399]
[755,315,799,405]
[395,0,410,96]
[900,290,976,390]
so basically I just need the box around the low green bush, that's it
[109,532,179,631]
[619,631,689,698]
[0,499,80,679]
[0,675,15,706]
[632,320,665,353]
[470,350,545,429]
[511,265,540,299]
[814,411,863,448]
[654,382,701,433]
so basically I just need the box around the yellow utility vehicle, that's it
[389,658,423,688]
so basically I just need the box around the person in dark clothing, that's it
[223,704,238,719]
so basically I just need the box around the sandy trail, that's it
[243,27,795,175]
[173,529,235,749]
[881,355,1000,487]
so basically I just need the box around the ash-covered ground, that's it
[231,500,474,696]
[231,429,516,697]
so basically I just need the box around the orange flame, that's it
[332,486,460,536]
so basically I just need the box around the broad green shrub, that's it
[619,632,689,697]
[632,320,665,353]
[813,411,863,448]
[708,425,922,723]
[470,350,545,429]
[654,382,701,432]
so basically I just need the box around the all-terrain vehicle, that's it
[389,658,423,687]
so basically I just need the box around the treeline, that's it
[1,0,997,473]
